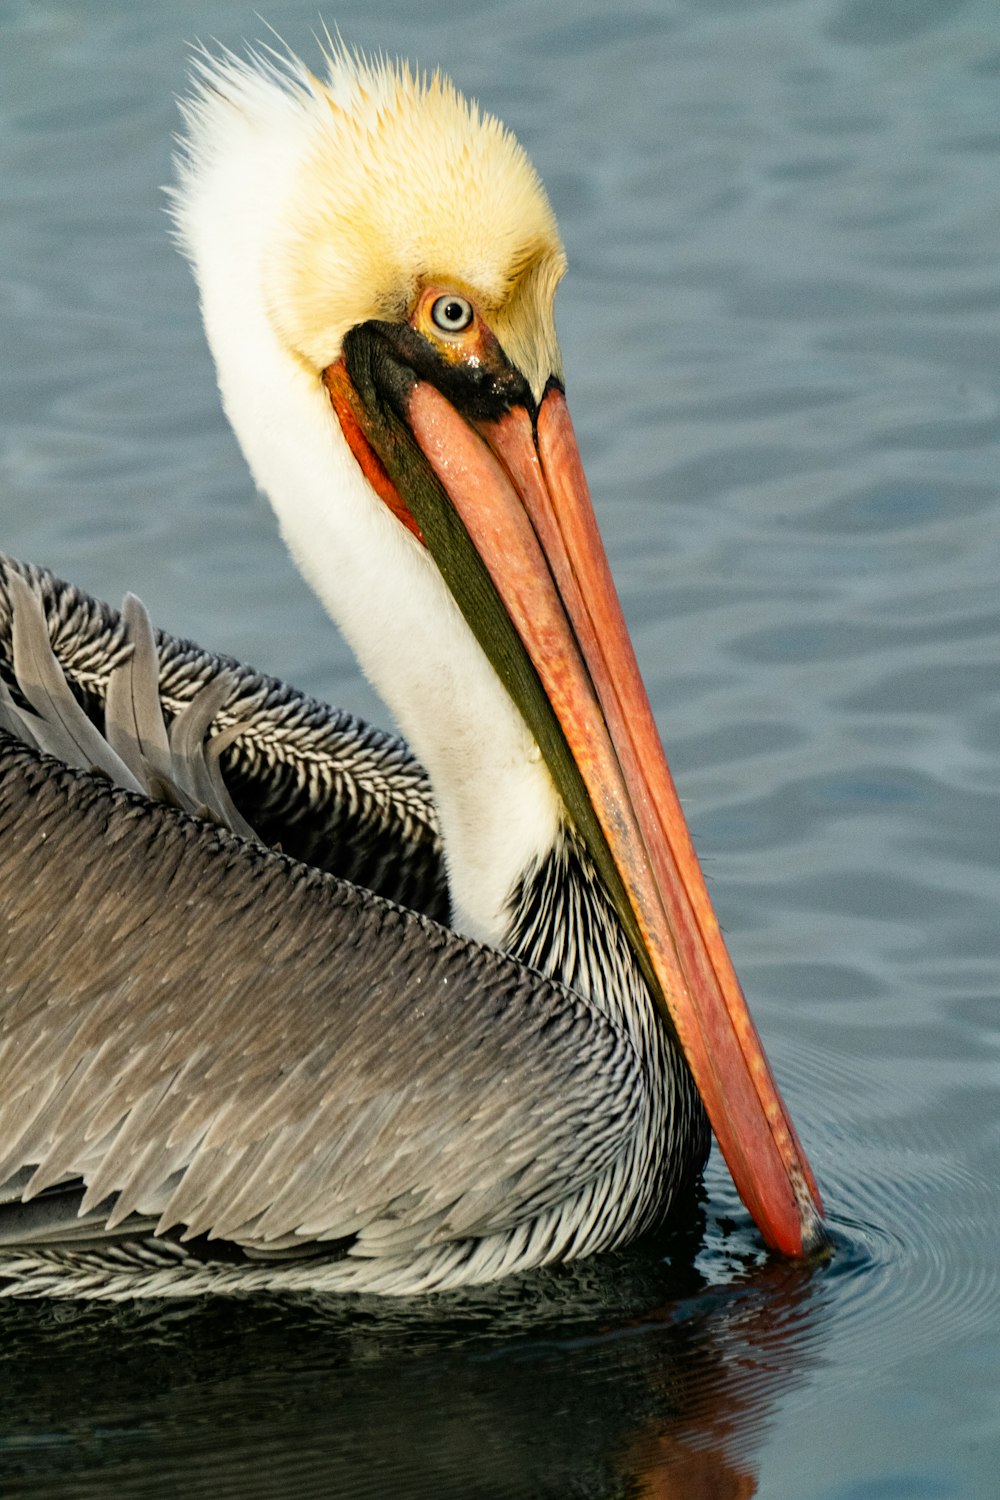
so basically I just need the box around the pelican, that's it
[0,45,823,1298]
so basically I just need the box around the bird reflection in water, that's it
[0,1221,826,1497]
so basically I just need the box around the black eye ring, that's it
[430,294,475,334]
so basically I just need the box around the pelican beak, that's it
[325,323,825,1259]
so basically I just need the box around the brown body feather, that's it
[0,556,691,1298]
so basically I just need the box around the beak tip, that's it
[775,1172,828,1260]
[798,1198,830,1260]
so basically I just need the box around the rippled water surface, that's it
[2,0,999,1495]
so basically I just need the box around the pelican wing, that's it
[0,555,446,917]
[0,739,643,1263]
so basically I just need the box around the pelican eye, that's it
[430,294,474,334]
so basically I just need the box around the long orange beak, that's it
[328,321,824,1258]
[405,381,824,1258]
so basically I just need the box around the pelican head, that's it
[175,49,564,389]
[171,44,823,1259]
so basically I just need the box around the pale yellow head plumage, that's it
[249,52,567,396]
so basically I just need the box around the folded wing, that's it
[0,740,643,1267]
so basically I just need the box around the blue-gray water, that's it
[1,1,998,1495]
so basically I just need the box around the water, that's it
[1,0,998,1494]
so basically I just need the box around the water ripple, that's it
[3,0,1000,1495]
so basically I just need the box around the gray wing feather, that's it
[7,572,145,792]
[104,591,174,785]
[0,741,642,1259]
[160,666,263,841]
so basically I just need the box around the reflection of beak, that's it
[326,327,825,1258]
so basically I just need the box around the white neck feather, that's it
[172,65,562,946]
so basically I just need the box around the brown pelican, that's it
[0,45,823,1298]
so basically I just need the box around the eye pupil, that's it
[431,294,473,333]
